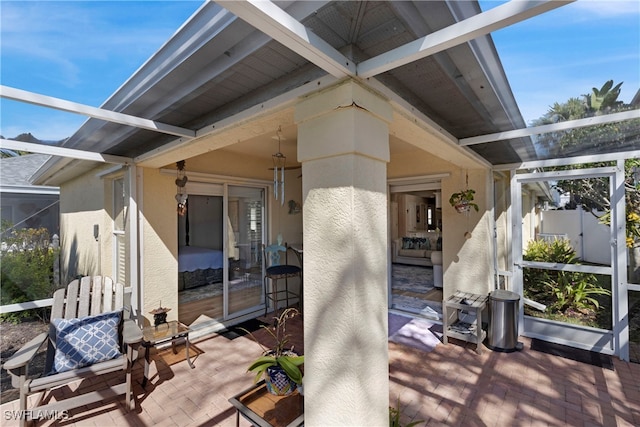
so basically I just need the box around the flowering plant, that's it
[244,308,304,385]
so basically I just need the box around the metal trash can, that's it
[487,290,521,352]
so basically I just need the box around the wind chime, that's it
[175,160,188,216]
[272,127,286,206]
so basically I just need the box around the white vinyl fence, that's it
[540,207,611,265]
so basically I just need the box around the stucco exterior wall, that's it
[296,81,391,426]
[59,165,114,283]
[139,168,178,326]
[387,144,455,179]
[441,168,493,299]
[140,149,303,325]
[494,172,511,285]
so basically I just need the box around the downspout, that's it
[491,171,501,290]
[129,164,143,325]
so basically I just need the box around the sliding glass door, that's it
[226,185,265,318]
[177,183,265,325]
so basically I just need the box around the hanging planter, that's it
[454,202,472,213]
[449,189,479,213]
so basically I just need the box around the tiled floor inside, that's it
[1,313,639,427]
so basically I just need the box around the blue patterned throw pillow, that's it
[402,237,414,249]
[415,238,428,249]
[51,309,122,374]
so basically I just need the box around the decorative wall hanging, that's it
[288,200,301,214]
[175,160,188,216]
[272,127,286,206]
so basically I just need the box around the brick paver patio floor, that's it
[1,313,638,426]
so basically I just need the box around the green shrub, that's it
[523,238,610,316]
[542,271,610,312]
[1,226,58,322]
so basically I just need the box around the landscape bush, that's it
[1,224,58,323]
[523,238,611,324]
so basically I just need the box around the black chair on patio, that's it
[263,242,301,316]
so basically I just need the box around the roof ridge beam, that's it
[357,0,574,78]
[0,85,196,139]
[216,0,356,78]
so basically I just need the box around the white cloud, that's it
[1,2,199,91]
[571,0,640,18]
[1,1,200,140]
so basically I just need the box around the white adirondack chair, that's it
[2,276,143,426]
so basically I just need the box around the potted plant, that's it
[449,189,479,213]
[244,308,304,396]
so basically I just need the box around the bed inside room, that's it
[178,245,224,291]
[178,195,227,303]
[177,191,264,321]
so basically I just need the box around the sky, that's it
[0,0,638,142]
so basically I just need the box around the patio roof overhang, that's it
[1,0,638,187]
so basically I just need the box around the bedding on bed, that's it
[178,246,224,291]
[178,246,224,272]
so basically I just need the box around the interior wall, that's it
[178,195,223,249]
[394,193,439,236]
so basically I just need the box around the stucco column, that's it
[295,81,391,426]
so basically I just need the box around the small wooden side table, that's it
[228,381,303,427]
[443,291,488,354]
[141,320,194,388]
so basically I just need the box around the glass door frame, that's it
[181,178,268,323]
[224,184,266,320]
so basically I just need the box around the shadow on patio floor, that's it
[1,313,638,426]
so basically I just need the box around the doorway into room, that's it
[389,177,444,321]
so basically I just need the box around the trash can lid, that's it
[490,289,520,301]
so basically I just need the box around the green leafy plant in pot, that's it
[449,189,479,213]
[244,308,304,396]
